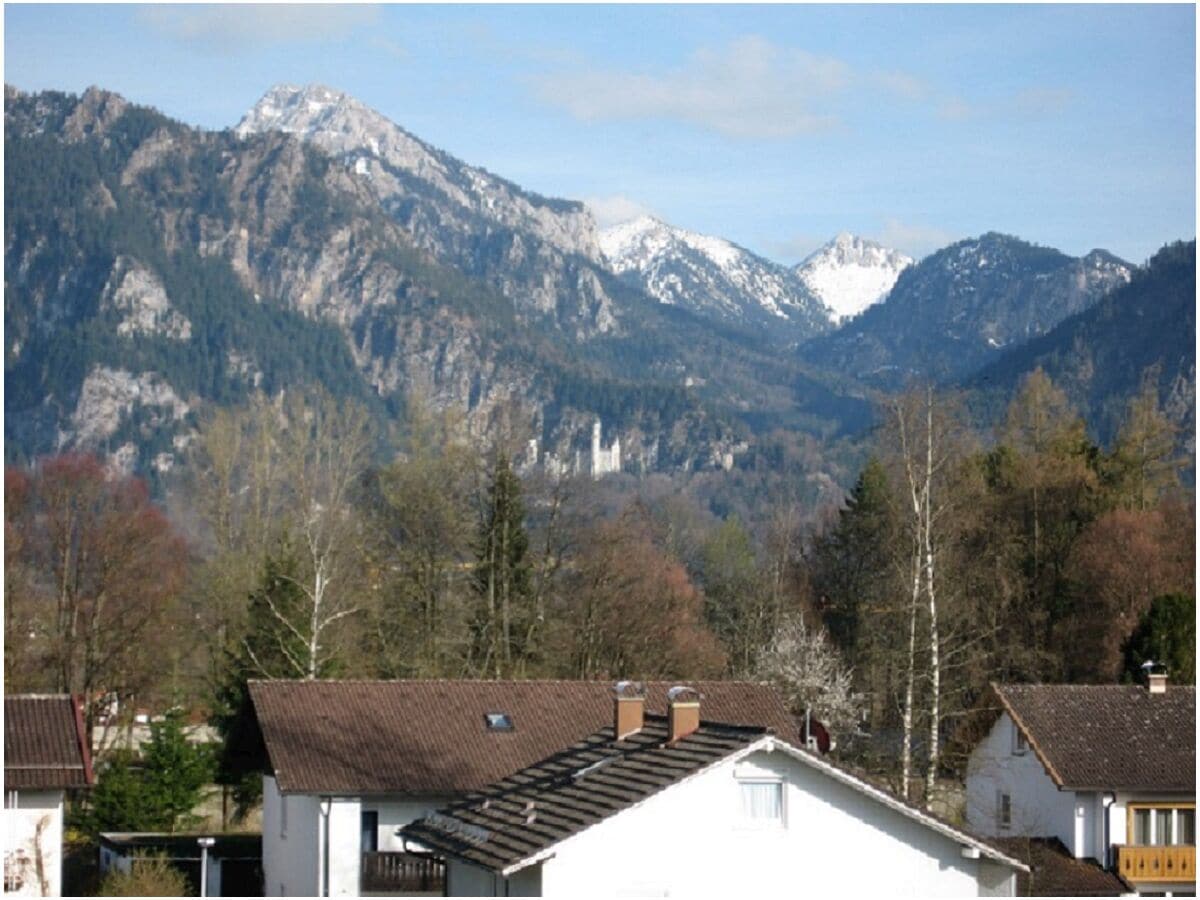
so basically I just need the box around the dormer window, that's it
[484,712,514,732]
[1012,724,1028,756]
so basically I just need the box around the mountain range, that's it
[4,82,1193,491]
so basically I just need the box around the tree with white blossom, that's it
[757,612,865,739]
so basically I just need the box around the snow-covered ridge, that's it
[235,83,602,262]
[796,233,913,324]
[600,216,831,334]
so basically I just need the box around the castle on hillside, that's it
[524,419,622,480]
[588,419,620,479]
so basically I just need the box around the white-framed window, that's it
[739,779,785,826]
[1012,723,1029,756]
[997,791,1012,830]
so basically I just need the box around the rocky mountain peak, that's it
[235,83,370,138]
[235,83,602,266]
[599,216,832,338]
[796,233,913,323]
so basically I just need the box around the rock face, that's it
[599,215,832,340]
[802,232,1132,387]
[101,258,192,340]
[235,84,619,337]
[795,233,913,323]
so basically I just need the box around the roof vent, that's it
[1141,660,1168,694]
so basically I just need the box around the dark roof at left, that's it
[402,715,767,873]
[4,694,94,790]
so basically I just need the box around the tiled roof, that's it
[994,683,1195,791]
[248,680,799,795]
[4,694,93,790]
[994,838,1129,896]
[402,716,767,872]
[404,717,1029,877]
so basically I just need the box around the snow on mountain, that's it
[599,216,832,338]
[795,233,913,323]
[236,83,603,263]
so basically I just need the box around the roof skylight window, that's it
[485,712,514,731]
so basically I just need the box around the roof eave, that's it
[990,684,1067,789]
[772,741,1031,873]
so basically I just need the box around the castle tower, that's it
[592,420,602,476]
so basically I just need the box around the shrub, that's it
[97,853,190,897]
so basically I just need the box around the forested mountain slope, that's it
[970,240,1196,450]
[802,232,1132,388]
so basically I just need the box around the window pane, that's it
[741,782,782,821]
[1135,808,1152,845]
[1178,810,1195,845]
[1155,809,1172,845]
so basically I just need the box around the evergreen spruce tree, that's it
[472,451,532,677]
[83,711,213,834]
[211,552,310,816]
[1122,593,1196,684]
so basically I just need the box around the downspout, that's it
[321,798,332,897]
[1102,792,1117,870]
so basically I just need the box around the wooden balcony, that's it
[1115,845,1195,883]
[360,851,446,895]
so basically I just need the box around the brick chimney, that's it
[1142,660,1169,694]
[613,681,645,740]
[667,686,701,742]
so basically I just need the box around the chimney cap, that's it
[613,680,646,699]
[667,685,701,704]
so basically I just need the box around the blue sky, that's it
[5,4,1195,263]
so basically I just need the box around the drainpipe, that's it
[1102,792,1117,870]
[321,798,332,897]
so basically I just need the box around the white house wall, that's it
[966,713,1077,853]
[364,798,452,853]
[528,748,1009,898]
[3,790,64,897]
[262,775,320,897]
[264,783,456,897]
[326,797,361,896]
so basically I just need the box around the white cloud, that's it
[532,36,854,139]
[137,5,379,52]
[584,195,658,229]
[876,219,959,259]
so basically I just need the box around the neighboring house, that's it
[403,686,1027,897]
[4,695,94,897]
[249,679,802,897]
[966,676,1195,896]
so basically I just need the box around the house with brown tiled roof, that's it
[966,672,1195,897]
[248,678,803,896]
[4,694,94,897]
[401,685,1028,897]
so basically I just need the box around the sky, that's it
[4,3,1196,263]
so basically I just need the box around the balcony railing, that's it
[1115,845,1195,883]
[360,851,446,894]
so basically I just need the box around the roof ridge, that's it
[248,678,777,686]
